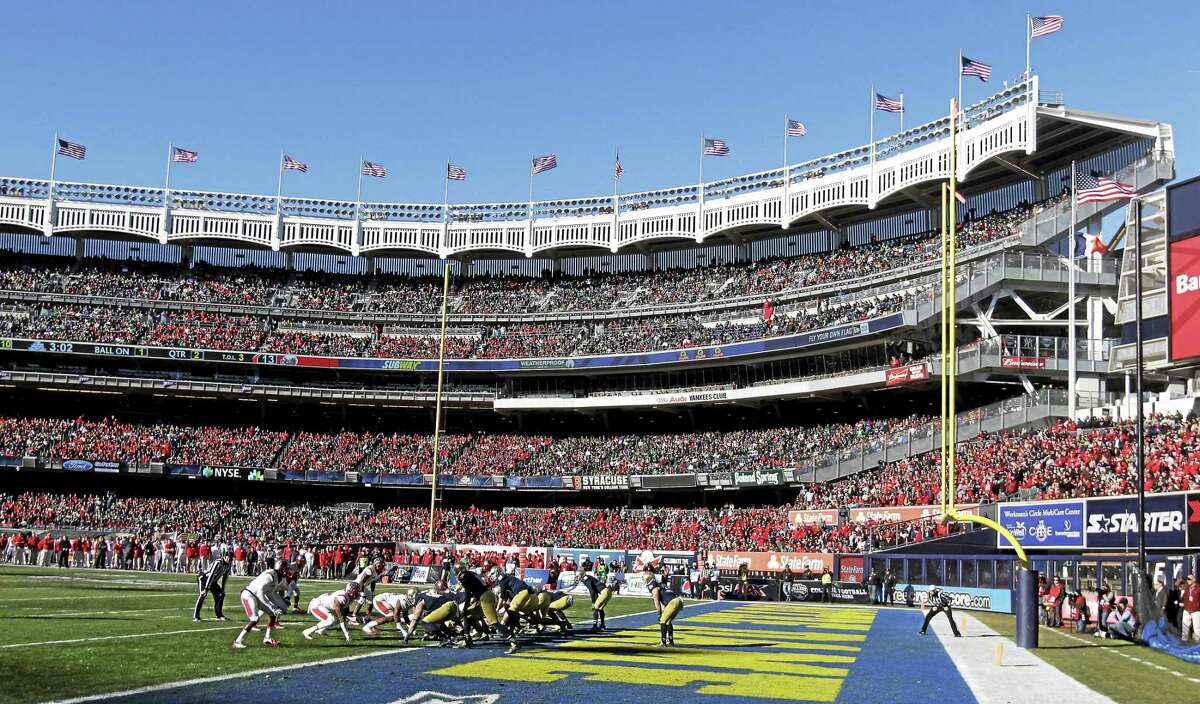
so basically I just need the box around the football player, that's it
[646,566,683,647]
[453,560,501,640]
[403,588,460,646]
[538,589,574,631]
[350,556,388,623]
[492,567,537,653]
[233,563,289,649]
[362,591,413,635]
[576,568,612,631]
[302,582,360,642]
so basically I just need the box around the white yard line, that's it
[1046,625,1200,685]
[0,593,185,603]
[18,607,184,618]
[929,613,1114,704]
[1,626,242,650]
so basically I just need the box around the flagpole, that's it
[899,93,904,132]
[1025,13,1032,79]
[698,134,705,237]
[164,142,175,205]
[355,154,364,222]
[48,133,59,202]
[275,150,285,216]
[1068,160,1077,417]
[613,148,620,234]
[528,156,535,223]
[443,162,450,225]
[782,117,789,229]
[869,87,876,207]
[957,50,963,120]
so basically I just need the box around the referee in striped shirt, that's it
[193,550,232,621]
[918,584,962,637]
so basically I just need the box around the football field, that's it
[0,565,1123,704]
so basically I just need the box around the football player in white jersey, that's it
[302,582,361,642]
[233,564,288,649]
[361,591,414,636]
[350,556,387,622]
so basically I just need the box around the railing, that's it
[797,388,1067,483]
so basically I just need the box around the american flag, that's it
[703,138,730,156]
[874,93,903,113]
[532,154,557,174]
[961,55,992,82]
[57,139,86,160]
[786,119,807,137]
[1076,173,1134,204]
[1031,15,1063,38]
[172,147,199,163]
[447,164,466,181]
[282,154,308,172]
[361,160,387,178]
[614,153,623,180]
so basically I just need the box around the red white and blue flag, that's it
[282,154,308,172]
[961,55,993,82]
[1074,232,1110,257]
[786,119,807,137]
[874,93,903,113]
[361,160,387,178]
[702,138,730,156]
[172,147,199,163]
[57,139,86,160]
[614,153,623,180]
[532,154,557,174]
[1031,15,1063,38]
[1076,173,1134,204]
[447,164,466,181]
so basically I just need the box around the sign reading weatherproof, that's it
[997,500,1085,549]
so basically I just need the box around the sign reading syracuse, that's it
[997,500,1085,549]
[1168,235,1200,362]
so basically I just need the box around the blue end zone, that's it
[103,600,975,704]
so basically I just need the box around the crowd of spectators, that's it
[0,197,1058,321]
[0,290,919,360]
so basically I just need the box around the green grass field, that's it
[971,611,1200,704]
[0,565,663,704]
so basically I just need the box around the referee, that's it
[193,549,232,621]
[918,584,962,637]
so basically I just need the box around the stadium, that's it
[2,4,1200,704]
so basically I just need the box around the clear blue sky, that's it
[2,1,1197,206]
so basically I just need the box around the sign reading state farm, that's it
[1168,235,1200,362]
[707,551,832,573]
[847,504,978,523]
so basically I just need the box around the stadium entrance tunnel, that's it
[99,600,976,704]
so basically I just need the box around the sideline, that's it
[1046,624,1200,685]
[930,613,1113,704]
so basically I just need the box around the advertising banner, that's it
[572,475,629,491]
[1000,355,1048,370]
[997,500,1086,549]
[521,568,552,589]
[549,547,625,570]
[885,363,929,387]
[626,549,698,574]
[717,576,780,601]
[838,555,865,583]
[1168,235,1200,362]
[638,474,698,490]
[0,311,907,375]
[782,580,871,604]
[506,476,570,490]
[409,566,431,583]
[847,504,977,524]
[707,551,832,573]
[787,509,840,526]
[1189,493,1200,548]
[894,584,1012,613]
[1085,494,1189,549]
[61,459,123,474]
[733,470,784,487]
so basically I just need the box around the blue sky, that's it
[2,1,1197,206]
